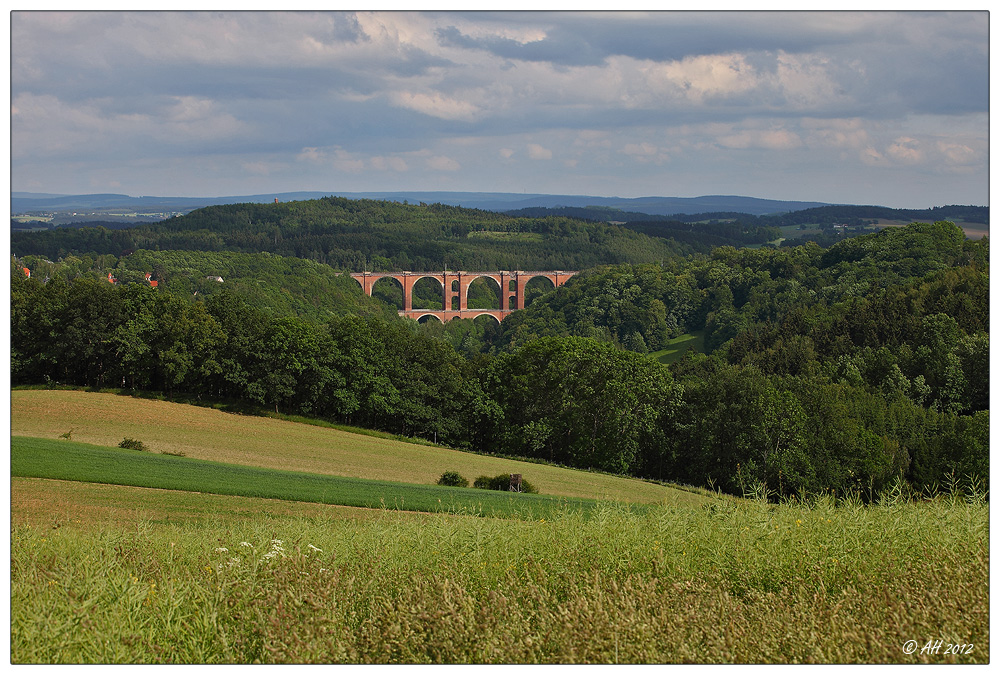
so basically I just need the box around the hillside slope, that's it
[10,389,702,506]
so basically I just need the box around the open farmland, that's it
[11,436,619,520]
[9,388,989,664]
[11,389,697,506]
[10,475,988,664]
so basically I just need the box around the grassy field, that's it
[11,389,696,506]
[10,476,988,664]
[11,436,620,520]
[9,388,989,663]
[649,331,707,364]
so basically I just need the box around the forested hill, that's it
[10,197,689,272]
[505,204,988,226]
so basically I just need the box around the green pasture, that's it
[11,436,616,521]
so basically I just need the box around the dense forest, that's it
[10,198,989,501]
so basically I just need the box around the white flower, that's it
[307,544,322,552]
[240,542,253,548]
[215,547,228,553]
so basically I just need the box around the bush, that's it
[473,473,538,494]
[437,471,468,488]
[118,438,148,452]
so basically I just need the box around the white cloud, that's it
[332,148,366,173]
[717,128,802,150]
[936,141,976,166]
[527,143,552,160]
[389,90,481,121]
[425,155,461,171]
[371,155,408,172]
[886,137,923,165]
[802,117,871,151]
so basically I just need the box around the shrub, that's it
[437,471,468,488]
[118,438,148,452]
[473,473,538,494]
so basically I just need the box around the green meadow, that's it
[11,435,614,520]
[649,330,706,364]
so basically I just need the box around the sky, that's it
[7,9,991,208]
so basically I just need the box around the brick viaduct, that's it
[350,270,577,322]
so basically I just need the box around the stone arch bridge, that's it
[350,270,577,322]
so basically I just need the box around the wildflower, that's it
[215,547,229,553]
[240,542,253,548]
[307,544,322,553]
[796,519,802,527]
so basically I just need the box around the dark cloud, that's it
[436,12,859,67]
[435,25,606,67]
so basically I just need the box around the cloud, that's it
[717,128,802,151]
[425,155,461,171]
[936,141,976,167]
[371,156,408,172]
[885,137,923,165]
[527,143,552,160]
[8,11,988,207]
[389,91,482,121]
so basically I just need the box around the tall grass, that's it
[11,489,988,664]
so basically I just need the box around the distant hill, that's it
[11,196,690,273]
[12,191,831,219]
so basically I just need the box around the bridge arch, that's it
[465,274,503,310]
[411,275,446,311]
[370,275,404,310]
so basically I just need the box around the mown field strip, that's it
[11,436,619,520]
